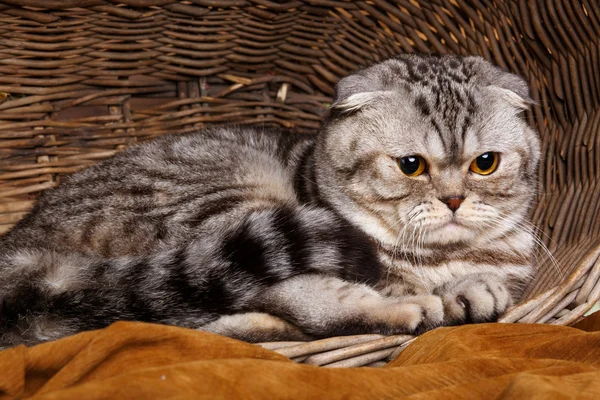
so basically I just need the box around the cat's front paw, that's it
[381,294,444,334]
[438,274,512,324]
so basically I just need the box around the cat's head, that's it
[315,54,541,250]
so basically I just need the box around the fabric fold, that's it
[1,316,600,399]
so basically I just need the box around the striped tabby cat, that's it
[0,54,540,346]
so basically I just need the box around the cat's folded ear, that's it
[331,72,391,114]
[474,60,535,110]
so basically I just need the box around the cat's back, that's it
[1,126,316,257]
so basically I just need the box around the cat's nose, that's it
[441,196,465,212]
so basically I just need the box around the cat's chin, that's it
[423,221,477,247]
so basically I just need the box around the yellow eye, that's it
[398,155,426,177]
[470,152,499,175]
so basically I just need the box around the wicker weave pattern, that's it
[1,0,600,367]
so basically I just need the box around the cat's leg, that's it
[199,312,312,342]
[434,273,514,324]
[199,205,444,337]
[252,274,444,337]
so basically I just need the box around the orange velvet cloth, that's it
[2,314,600,399]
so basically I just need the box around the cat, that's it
[0,54,541,347]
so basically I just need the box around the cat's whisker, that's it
[387,217,409,287]
[407,220,430,292]
[416,222,431,292]
[490,211,554,251]
[485,215,563,279]
[400,218,417,269]
[514,226,564,280]
[416,221,425,267]
[512,227,564,279]
[298,173,318,186]
[382,212,417,287]
[497,211,556,247]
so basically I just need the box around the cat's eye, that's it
[398,155,426,177]
[470,152,499,175]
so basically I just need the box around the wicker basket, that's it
[0,0,599,368]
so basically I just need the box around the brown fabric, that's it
[573,311,600,332]
[2,317,600,400]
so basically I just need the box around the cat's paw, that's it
[438,274,512,324]
[379,294,444,334]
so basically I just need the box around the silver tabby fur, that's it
[0,54,540,347]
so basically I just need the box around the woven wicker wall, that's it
[1,1,600,324]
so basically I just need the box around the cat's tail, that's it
[0,249,131,347]
[0,242,304,348]
[0,247,232,348]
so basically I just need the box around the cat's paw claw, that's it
[441,275,512,324]
[393,295,444,333]
[456,295,471,314]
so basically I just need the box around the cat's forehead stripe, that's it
[382,59,481,163]
[419,101,476,165]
